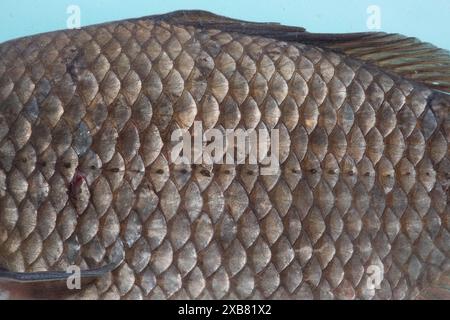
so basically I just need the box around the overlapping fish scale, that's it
[0,18,448,300]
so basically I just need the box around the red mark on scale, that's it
[68,169,87,202]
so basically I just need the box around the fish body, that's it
[0,11,449,300]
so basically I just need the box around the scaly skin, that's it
[0,13,449,300]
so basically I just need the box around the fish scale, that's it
[0,11,449,300]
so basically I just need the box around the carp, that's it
[0,11,449,300]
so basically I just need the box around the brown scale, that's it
[0,11,449,299]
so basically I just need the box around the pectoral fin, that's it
[0,261,120,283]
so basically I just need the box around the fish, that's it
[0,10,449,300]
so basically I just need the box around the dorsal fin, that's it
[153,10,450,93]
[154,10,306,35]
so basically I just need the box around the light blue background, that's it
[0,0,449,50]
